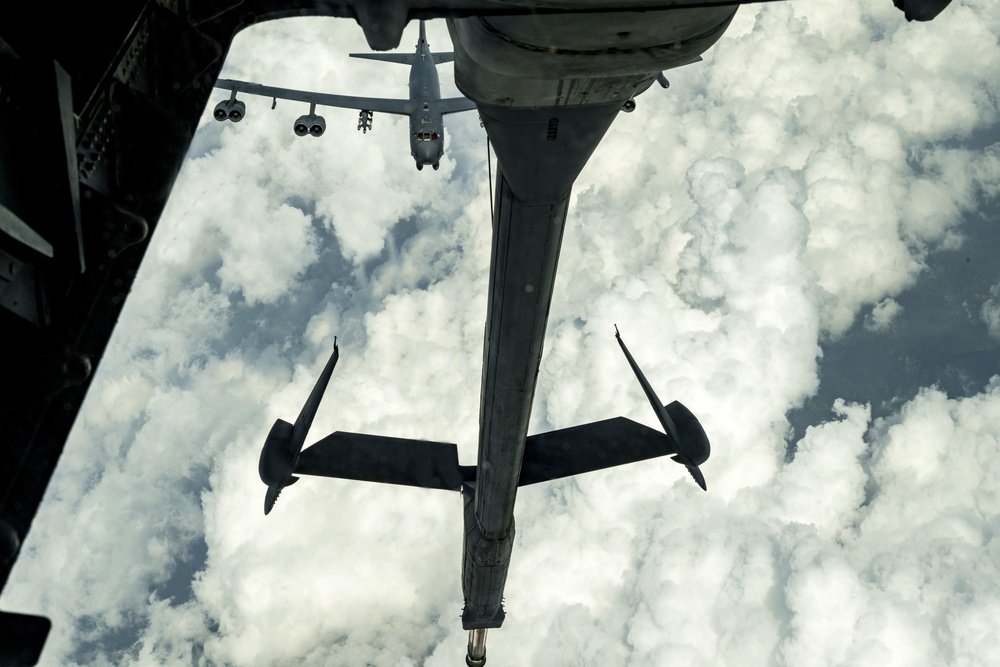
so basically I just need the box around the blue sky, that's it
[4,3,1000,665]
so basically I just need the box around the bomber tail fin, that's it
[348,52,454,65]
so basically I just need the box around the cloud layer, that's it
[4,4,1000,666]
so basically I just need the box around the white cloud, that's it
[865,297,903,331]
[982,283,1000,340]
[769,399,871,538]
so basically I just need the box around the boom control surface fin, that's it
[615,326,710,490]
[518,417,675,486]
[295,432,470,491]
[259,339,339,514]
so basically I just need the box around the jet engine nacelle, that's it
[621,98,636,113]
[294,114,326,137]
[893,0,953,21]
[214,99,246,122]
[227,100,246,122]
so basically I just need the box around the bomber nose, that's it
[415,141,441,167]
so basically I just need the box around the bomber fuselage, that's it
[407,32,446,169]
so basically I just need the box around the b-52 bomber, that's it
[213,20,477,170]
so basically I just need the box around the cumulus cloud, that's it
[865,297,903,331]
[4,4,1000,667]
[982,283,1000,341]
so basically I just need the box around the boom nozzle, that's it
[466,629,488,667]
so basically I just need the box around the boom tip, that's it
[264,485,281,515]
[685,464,707,491]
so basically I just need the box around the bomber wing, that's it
[214,78,414,116]
[437,96,478,115]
